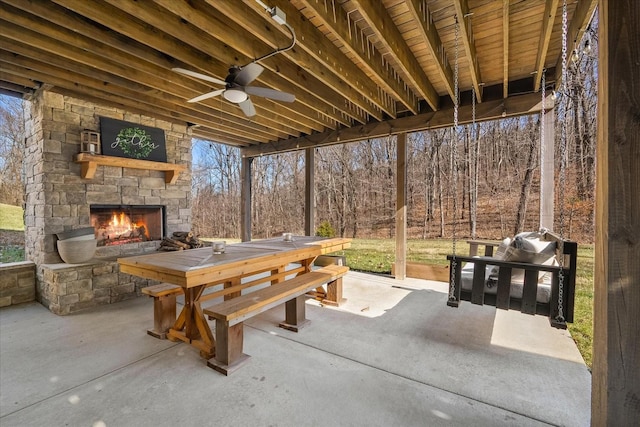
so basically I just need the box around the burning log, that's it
[158,231,204,251]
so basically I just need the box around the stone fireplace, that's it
[22,90,193,314]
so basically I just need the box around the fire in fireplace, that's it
[90,205,165,246]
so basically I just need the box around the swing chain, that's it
[555,0,569,323]
[448,16,460,302]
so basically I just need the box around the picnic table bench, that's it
[204,264,349,375]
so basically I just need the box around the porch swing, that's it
[445,5,578,329]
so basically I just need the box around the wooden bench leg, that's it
[321,277,345,307]
[207,321,250,375]
[279,294,309,332]
[147,294,177,339]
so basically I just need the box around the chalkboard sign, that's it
[100,117,167,162]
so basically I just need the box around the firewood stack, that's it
[158,231,204,251]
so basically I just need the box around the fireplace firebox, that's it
[90,205,165,246]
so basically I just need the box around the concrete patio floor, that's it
[0,271,591,426]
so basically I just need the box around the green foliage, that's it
[0,246,25,263]
[315,220,335,238]
[116,127,154,159]
[0,203,24,231]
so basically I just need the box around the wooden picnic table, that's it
[118,236,351,358]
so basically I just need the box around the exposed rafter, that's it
[503,0,509,98]
[295,0,418,114]
[534,0,560,92]
[453,0,483,102]
[193,0,389,121]
[0,0,592,150]
[350,0,440,111]
[406,0,455,101]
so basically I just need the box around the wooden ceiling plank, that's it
[286,0,417,114]
[534,0,560,92]
[405,0,455,101]
[0,60,255,146]
[241,91,545,157]
[350,0,440,111]
[453,0,483,101]
[98,0,367,125]
[0,16,291,142]
[49,0,335,132]
[0,57,272,144]
[156,0,382,122]
[206,0,395,119]
[503,0,509,98]
[2,0,313,138]
[192,130,255,147]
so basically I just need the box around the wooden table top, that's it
[118,236,351,287]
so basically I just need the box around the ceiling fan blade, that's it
[238,98,256,117]
[245,86,295,102]
[234,63,264,86]
[172,68,226,85]
[187,89,225,103]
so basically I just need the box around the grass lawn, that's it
[0,203,24,231]
[340,238,594,369]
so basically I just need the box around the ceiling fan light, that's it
[224,89,248,103]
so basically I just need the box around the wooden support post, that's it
[540,107,555,230]
[592,1,640,424]
[395,133,407,280]
[240,155,253,242]
[305,147,315,236]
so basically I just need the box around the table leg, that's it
[322,276,345,307]
[167,284,215,359]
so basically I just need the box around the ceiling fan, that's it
[172,63,295,117]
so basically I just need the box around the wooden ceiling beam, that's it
[534,0,560,92]
[242,92,545,157]
[97,0,368,126]
[281,0,417,115]
[453,0,483,102]
[503,0,509,98]
[350,0,440,111]
[49,0,335,132]
[405,0,455,101]
[208,0,396,119]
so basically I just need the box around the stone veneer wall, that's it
[0,262,36,307]
[22,90,192,314]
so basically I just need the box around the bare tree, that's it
[0,96,25,206]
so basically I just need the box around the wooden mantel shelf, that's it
[75,153,186,184]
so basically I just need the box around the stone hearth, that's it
[22,91,192,314]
